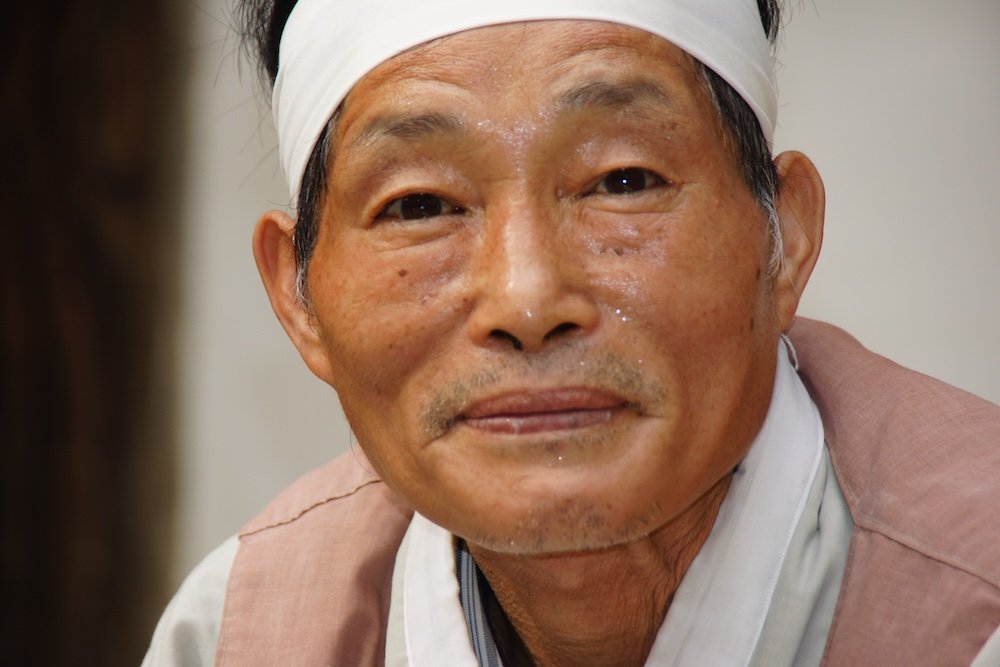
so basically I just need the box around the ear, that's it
[253,210,336,385]
[771,151,825,331]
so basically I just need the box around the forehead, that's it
[365,21,692,81]
[336,21,709,138]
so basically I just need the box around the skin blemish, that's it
[597,245,631,257]
[304,21,800,566]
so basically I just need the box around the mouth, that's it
[456,388,632,435]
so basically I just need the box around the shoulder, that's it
[790,317,1000,576]
[230,446,412,591]
[789,318,1000,662]
[790,317,1000,582]
[145,450,415,666]
[215,450,413,665]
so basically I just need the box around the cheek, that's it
[306,229,470,401]
[586,206,769,330]
[582,206,775,419]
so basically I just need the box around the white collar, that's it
[386,512,479,666]
[646,343,824,665]
[386,346,824,666]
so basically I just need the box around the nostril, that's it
[544,322,579,341]
[490,329,524,351]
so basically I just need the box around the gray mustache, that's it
[420,351,665,439]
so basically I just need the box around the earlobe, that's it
[771,151,825,330]
[252,210,336,385]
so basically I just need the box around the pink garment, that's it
[790,319,1000,664]
[215,453,412,665]
[215,319,1000,666]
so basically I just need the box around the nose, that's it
[466,201,600,353]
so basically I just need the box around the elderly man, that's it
[146,0,1000,664]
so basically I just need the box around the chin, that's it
[457,490,663,556]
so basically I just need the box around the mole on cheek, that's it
[398,269,409,278]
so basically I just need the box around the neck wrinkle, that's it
[468,471,733,667]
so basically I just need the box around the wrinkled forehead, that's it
[357,21,689,89]
[273,0,775,202]
[336,21,713,148]
[332,22,703,158]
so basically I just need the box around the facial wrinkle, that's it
[350,110,466,151]
[557,78,674,119]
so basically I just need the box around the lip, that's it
[457,388,630,435]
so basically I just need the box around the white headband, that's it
[273,0,777,203]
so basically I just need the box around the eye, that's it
[378,193,464,221]
[593,168,666,195]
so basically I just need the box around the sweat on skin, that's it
[253,21,824,666]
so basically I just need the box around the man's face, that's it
[301,21,788,553]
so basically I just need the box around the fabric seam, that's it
[239,477,384,537]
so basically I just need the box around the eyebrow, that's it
[557,79,674,114]
[347,78,673,153]
[353,111,466,149]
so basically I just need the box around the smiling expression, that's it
[275,21,802,554]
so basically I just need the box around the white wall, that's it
[174,5,350,584]
[172,0,999,585]
[778,0,1000,404]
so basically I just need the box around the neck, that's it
[468,473,732,667]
